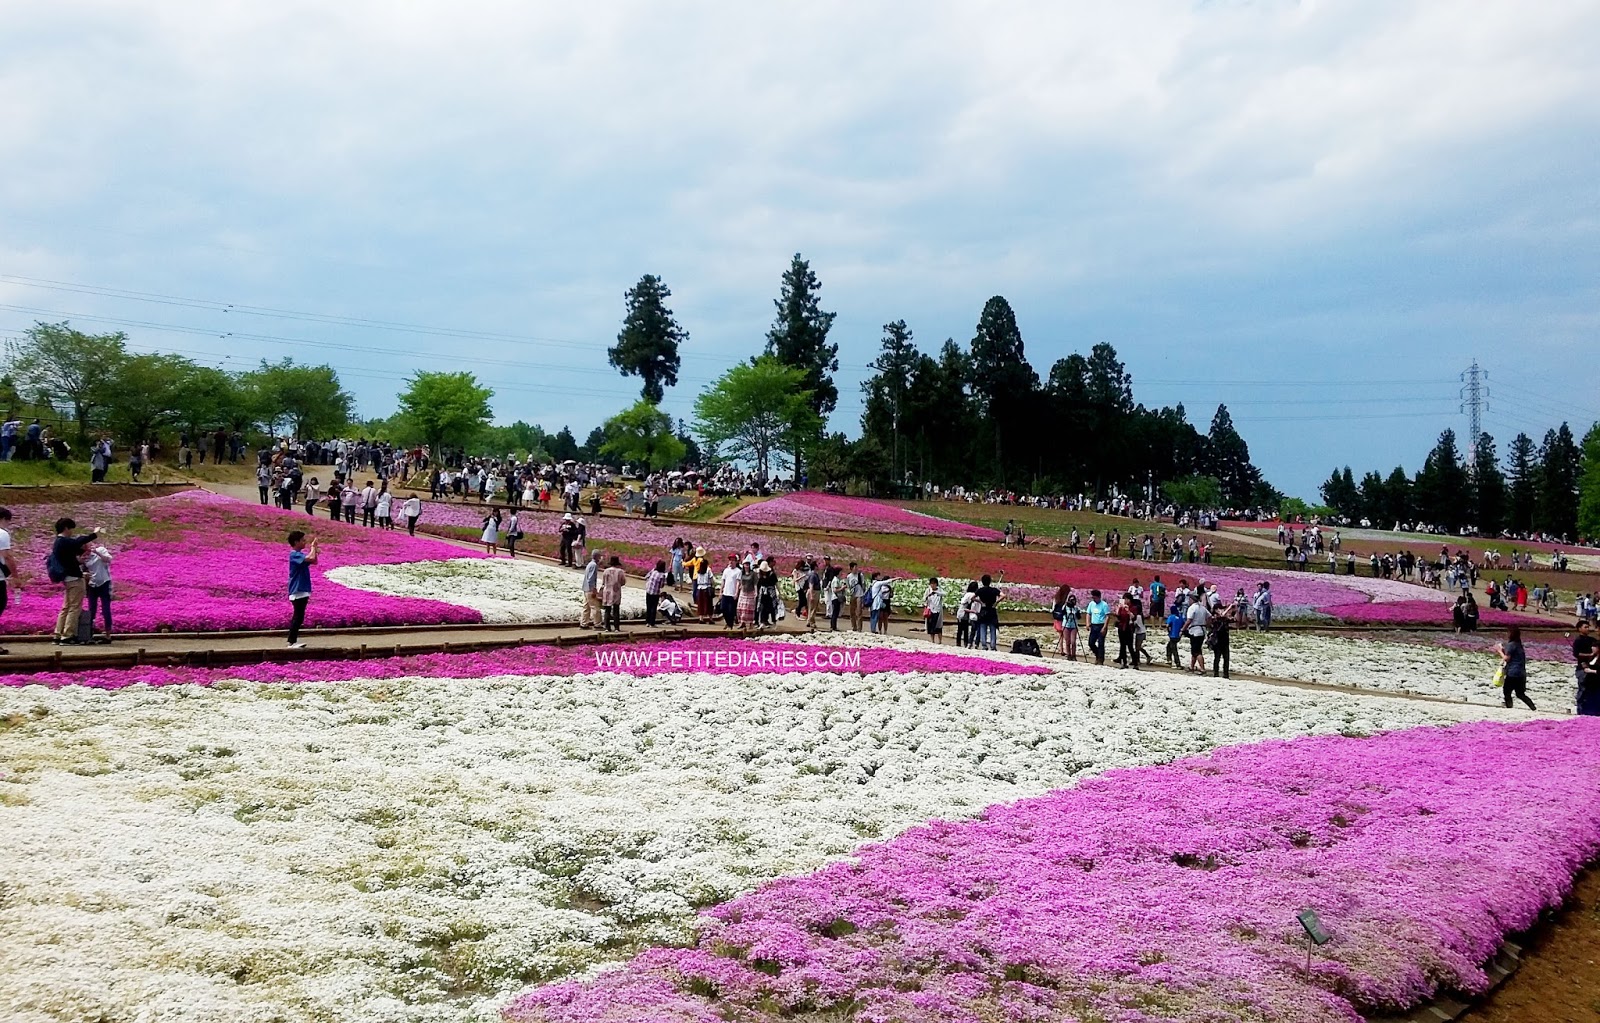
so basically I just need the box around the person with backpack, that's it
[285,530,318,648]
[49,518,99,645]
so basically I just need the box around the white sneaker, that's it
[287,642,307,649]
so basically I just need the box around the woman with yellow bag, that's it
[1495,627,1536,711]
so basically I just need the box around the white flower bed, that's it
[1226,631,1576,709]
[0,645,1512,1023]
[326,559,647,623]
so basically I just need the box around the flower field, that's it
[0,492,489,634]
[327,559,646,624]
[0,633,1522,1023]
[725,492,1003,541]
[509,718,1600,1023]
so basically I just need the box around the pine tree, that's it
[1506,432,1537,533]
[860,320,919,482]
[764,254,839,418]
[1535,423,1581,539]
[1412,429,1470,532]
[968,296,1037,479]
[608,274,687,403]
[1577,422,1600,540]
[1205,404,1264,508]
[1471,432,1507,536]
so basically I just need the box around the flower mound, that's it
[0,638,1048,690]
[0,491,488,634]
[506,718,1600,1023]
[727,493,1002,540]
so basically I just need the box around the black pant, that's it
[87,582,112,636]
[645,592,659,626]
[1116,625,1134,666]
[1503,674,1535,710]
[91,468,106,483]
[362,506,376,527]
[604,602,620,631]
[829,598,841,631]
[1166,636,1180,665]
[955,618,971,647]
[407,515,418,536]
[1211,633,1230,678]
[288,597,308,644]
[344,506,356,524]
[329,502,341,520]
[258,486,269,504]
[720,594,736,627]
[305,500,317,516]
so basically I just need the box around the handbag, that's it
[1490,666,1505,687]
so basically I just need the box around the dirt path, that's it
[1456,868,1600,1023]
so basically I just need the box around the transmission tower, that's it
[1459,360,1488,448]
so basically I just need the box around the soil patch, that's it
[1457,866,1600,1023]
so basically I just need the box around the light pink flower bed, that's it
[726,492,1002,540]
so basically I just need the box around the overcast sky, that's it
[2,1,1596,497]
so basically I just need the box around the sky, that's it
[1,0,1596,498]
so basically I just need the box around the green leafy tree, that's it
[1506,432,1538,533]
[1577,422,1600,540]
[395,370,493,454]
[676,418,703,468]
[608,274,687,403]
[479,420,551,460]
[693,356,820,485]
[171,365,239,438]
[1161,474,1224,509]
[764,254,838,418]
[1535,423,1581,538]
[1471,432,1507,536]
[600,400,686,471]
[242,358,354,439]
[101,353,195,444]
[9,321,127,442]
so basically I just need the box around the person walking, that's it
[1165,603,1183,667]
[285,530,318,649]
[601,556,626,632]
[558,514,578,567]
[49,518,99,645]
[83,540,114,643]
[1114,594,1137,669]
[580,550,602,629]
[1496,627,1536,710]
[90,438,110,483]
[403,494,422,536]
[956,581,979,648]
[376,488,394,531]
[303,477,321,517]
[1085,589,1110,665]
[340,481,358,524]
[644,560,667,626]
[826,566,846,631]
[256,463,271,504]
[923,578,944,645]
[1061,592,1080,661]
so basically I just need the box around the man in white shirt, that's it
[1184,597,1210,673]
[720,556,742,628]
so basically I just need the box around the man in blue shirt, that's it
[286,530,319,648]
[1165,607,1184,666]
[1084,589,1110,665]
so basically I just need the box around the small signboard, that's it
[1298,909,1332,946]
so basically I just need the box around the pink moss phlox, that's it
[0,638,1049,690]
[505,719,1600,1023]
[727,493,1003,540]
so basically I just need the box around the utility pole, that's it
[1459,360,1488,449]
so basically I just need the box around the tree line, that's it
[606,254,1281,503]
[1319,424,1600,541]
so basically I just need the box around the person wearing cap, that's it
[558,514,578,567]
[693,548,714,622]
[580,550,602,629]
